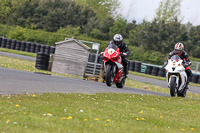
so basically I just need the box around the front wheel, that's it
[170,77,177,97]
[105,65,113,87]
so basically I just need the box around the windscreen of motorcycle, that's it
[171,55,181,62]
[107,44,117,55]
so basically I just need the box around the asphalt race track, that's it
[0,67,169,96]
[0,51,199,96]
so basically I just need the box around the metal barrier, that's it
[85,62,101,77]
[191,61,200,74]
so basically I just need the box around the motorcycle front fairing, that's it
[103,44,124,83]
[165,55,187,90]
[103,44,120,62]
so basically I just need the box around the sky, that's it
[118,0,200,26]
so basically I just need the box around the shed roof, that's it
[55,39,91,51]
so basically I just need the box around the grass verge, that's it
[0,55,81,79]
[0,48,37,57]
[0,93,200,133]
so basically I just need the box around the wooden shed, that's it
[51,39,91,77]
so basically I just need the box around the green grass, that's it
[0,93,200,133]
[129,71,166,81]
[126,78,200,100]
[0,48,37,57]
[0,55,82,79]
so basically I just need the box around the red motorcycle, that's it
[102,43,126,88]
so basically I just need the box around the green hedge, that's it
[0,24,108,50]
[0,24,199,65]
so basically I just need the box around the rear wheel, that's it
[116,77,126,88]
[170,77,177,97]
[178,88,187,97]
[105,65,113,87]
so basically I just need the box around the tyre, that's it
[198,75,200,84]
[116,78,125,88]
[30,43,36,53]
[134,61,141,72]
[158,67,165,77]
[40,45,45,53]
[170,77,177,97]
[10,40,16,49]
[25,42,31,52]
[145,65,153,75]
[178,88,187,97]
[1,38,7,48]
[35,52,50,70]
[0,37,2,47]
[151,66,159,76]
[35,44,41,53]
[105,65,113,87]
[50,46,56,54]
[128,61,135,71]
[20,42,26,51]
[6,39,11,49]
[191,74,198,83]
[15,41,21,50]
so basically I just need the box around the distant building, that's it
[52,38,90,77]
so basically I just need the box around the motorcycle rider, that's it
[109,34,130,78]
[165,42,192,89]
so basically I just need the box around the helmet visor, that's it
[175,50,182,54]
[114,41,121,46]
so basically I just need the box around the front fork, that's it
[168,74,179,88]
[104,63,117,77]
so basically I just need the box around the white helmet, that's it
[174,42,184,55]
[113,34,123,46]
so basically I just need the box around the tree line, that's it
[0,0,199,62]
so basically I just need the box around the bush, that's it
[128,46,167,65]
[0,24,108,48]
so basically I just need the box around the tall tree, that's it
[5,0,97,32]
[0,0,27,23]
[109,18,128,39]
[155,0,182,23]
[73,0,120,21]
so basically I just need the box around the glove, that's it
[182,62,189,67]
[123,53,127,56]
[120,53,127,56]
[162,60,168,68]
[100,52,104,55]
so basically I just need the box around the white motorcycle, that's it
[164,55,187,97]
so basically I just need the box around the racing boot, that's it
[185,69,192,90]
[124,65,128,78]
[185,83,189,90]
[185,77,190,90]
